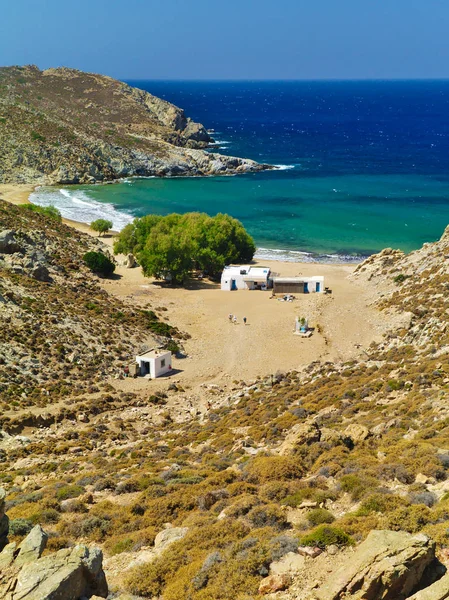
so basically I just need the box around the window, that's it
[161,359,166,368]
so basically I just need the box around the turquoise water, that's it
[30,81,449,262]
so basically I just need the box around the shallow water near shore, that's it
[30,80,449,261]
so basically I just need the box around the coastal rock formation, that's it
[0,65,272,184]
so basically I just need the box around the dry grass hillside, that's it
[0,65,270,184]
[1,206,449,599]
[0,200,187,431]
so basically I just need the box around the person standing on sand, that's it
[243,317,247,325]
[228,313,233,322]
[233,315,237,324]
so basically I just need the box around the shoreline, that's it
[0,182,392,386]
[0,182,366,265]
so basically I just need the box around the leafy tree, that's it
[90,219,113,236]
[113,212,255,285]
[113,215,162,254]
[83,251,115,276]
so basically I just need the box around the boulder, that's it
[297,546,322,558]
[125,253,136,268]
[15,525,48,566]
[0,519,108,600]
[0,488,8,551]
[344,423,371,443]
[258,573,291,595]
[0,515,10,551]
[279,422,321,455]
[30,263,50,282]
[0,542,17,570]
[317,530,436,600]
[407,572,449,599]
[12,545,108,600]
[0,230,22,254]
[154,526,188,552]
[0,486,5,514]
[269,551,305,576]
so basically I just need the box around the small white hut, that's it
[221,265,271,291]
[135,349,172,378]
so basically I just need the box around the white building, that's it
[135,349,172,378]
[221,265,271,291]
[272,276,324,294]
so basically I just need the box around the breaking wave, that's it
[29,187,134,231]
[273,164,296,171]
[255,247,368,264]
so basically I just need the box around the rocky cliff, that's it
[0,65,271,184]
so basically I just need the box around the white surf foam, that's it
[29,188,134,231]
[273,164,296,171]
[255,247,367,264]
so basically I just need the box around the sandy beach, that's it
[1,185,389,393]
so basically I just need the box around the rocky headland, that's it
[0,65,272,184]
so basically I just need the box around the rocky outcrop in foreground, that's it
[0,488,107,600]
[0,65,272,183]
[317,530,441,600]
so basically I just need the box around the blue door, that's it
[231,279,237,290]
[316,282,320,293]
[304,282,309,294]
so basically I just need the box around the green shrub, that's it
[9,518,33,537]
[31,131,46,142]
[245,455,304,484]
[246,504,288,530]
[56,484,84,501]
[393,273,410,284]
[382,504,431,533]
[307,508,335,526]
[83,251,115,276]
[339,474,376,501]
[20,203,62,221]
[300,525,354,549]
[355,493,408,517]
[164,340,180,354]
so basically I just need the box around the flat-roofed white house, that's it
[272,276,324,294]
[135,349,172,378]
[221,265,271,291]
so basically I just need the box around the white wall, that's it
[136,352,172,378]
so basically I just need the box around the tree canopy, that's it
[90,219,113,236]
[113,212,256,284]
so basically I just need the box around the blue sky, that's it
[1,0,449,79]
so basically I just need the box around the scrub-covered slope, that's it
[2,208,449,600]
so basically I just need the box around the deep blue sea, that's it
[31,80,449,262]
